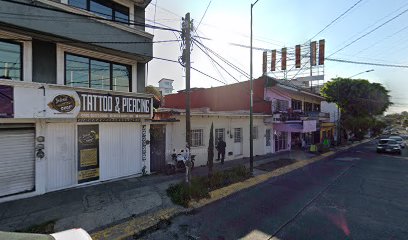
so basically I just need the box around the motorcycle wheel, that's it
[165,164,176,175]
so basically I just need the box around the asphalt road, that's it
[140,141,408,240]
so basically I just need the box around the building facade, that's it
[0,0,153,202]
[158,78,174,95]
[155,76,336,169]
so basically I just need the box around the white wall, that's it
[166,115,272,166]
[321,101,340,123]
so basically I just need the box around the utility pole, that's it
[182,13,192,183]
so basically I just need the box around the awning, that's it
[274,120,317,133]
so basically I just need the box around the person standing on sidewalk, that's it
[216,137,226,164]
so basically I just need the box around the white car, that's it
[0,228,92,240]
[389,136,406,148]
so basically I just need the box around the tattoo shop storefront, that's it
[0,81,152,202]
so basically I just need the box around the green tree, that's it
[208,123,214,178]
[321,77,392,139]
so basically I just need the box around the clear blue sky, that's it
[145,0,408,114]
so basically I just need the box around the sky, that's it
[144,0,408,114]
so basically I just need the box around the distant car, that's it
[377,139,402,154]
[388,136,406,148]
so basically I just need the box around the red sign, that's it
[319,39,325,65]
[271,50,276,71]
[281,48,287,70]
[0,85,13,118]
[295,45,301,68]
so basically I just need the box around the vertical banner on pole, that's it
[262,51,267,74]
[271,50,276,71]
[295,45,301,68]
[319,39,325,65]
[311,41,317,66]
[281,48,287,70]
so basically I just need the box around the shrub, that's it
[167,166,251,207]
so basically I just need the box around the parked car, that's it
[0,228,92,240]
[377,139,402,154]
[388,136,406,148]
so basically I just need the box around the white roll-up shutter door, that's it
[0,129,35,197]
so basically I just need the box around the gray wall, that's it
[32,40,56,84]
[137,63,146,93]
[134,6,146,31]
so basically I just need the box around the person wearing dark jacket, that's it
[216,137,226,164]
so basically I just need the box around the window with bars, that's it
[191,129,204,147]
[273,99,289,112]
[252,126,258,140]
[234,128,242,143]
[215,128,225,145]
[291,99,302,111]
[65,53,131,92]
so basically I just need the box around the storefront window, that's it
[0,40,22,81]
[65,53,131,91]
[274,132,288,151]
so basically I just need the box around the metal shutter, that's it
[0,129,35,197]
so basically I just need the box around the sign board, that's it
[77,124,100,184]
[0,85,13,118]
[44,89,152,121]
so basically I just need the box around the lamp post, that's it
[348,69,374,79]
[250,0,260,174]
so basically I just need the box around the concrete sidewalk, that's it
[0,149,318,234]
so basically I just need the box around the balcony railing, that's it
[271,111,330,122]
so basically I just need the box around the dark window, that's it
[0,40,22,81]
[304,102,313,112]
[69,0,129,24]
[291,99,302,110]
[68,0,86,9]
[65,53,131,92]
[90,0,113,19]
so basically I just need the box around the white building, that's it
[155,108,273,166]
[158,78,174,95]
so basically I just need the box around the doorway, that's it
[233,128,243,156]
[150,125,166,172]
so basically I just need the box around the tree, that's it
[321,78,392,139]
[145,85,162,109]
[208,123,214,178]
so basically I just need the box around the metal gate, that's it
[150,125,166,172]
[0,128,35,197]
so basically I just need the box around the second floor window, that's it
[291,99,302,111]
[304,102,313,112]
[0,40,22,81]
[65,53,131,92]
[273,99,289,112]
[68,0,130,24]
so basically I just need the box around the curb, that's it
[91,139,371,240]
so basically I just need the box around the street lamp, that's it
[348,69,374,79]
[250,0,260,174]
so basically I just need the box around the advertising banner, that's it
[0,85,13,118]
[77,125,100,183]
[77,92,151,121]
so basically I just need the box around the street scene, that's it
[0,0,408,239]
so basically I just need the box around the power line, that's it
[0,0,181,33]
[308,0,364,41]
[326,57,408,68]
[196,0,212,31]
[328,7,408,57]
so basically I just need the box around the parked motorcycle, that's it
[165,149,195,175]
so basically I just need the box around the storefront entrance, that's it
[0,127,35,197]
[150,124,166,172]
